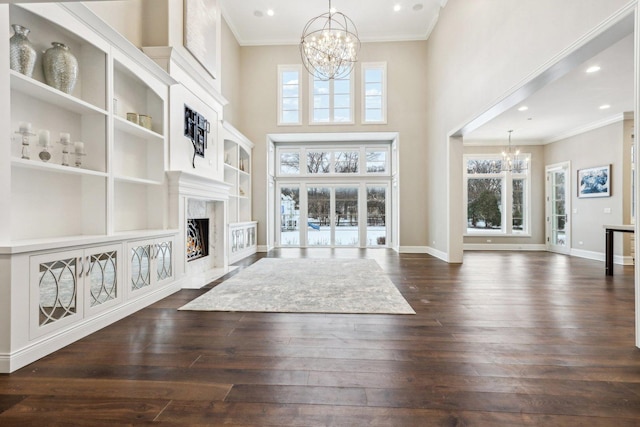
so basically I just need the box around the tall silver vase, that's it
[9,24,37,77]
[42,42,78,94]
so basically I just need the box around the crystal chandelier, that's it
[299,0,360,80]
[501,130,528,172]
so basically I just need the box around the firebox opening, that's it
[187,218,209,262]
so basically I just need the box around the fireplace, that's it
[186,218,209,261]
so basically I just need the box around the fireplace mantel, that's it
[167,171,232,201]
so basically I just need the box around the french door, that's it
[278,183,388,248]
[546,162,571,254]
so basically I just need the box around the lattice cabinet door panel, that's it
[29,249,84,339]
[155,238,174,286]
[84,244,123,316]
[128,241,152,295]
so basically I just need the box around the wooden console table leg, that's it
[605,228,614,276]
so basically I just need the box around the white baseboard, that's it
[571,248,634,265]
[257,245,272,253]
[464,243,547,251]
[1,281,181,374]
[399,246,429,254]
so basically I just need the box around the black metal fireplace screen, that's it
[187,218,209,261]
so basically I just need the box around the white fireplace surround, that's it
[167,171,232,289]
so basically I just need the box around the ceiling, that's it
[219,0,447,45]
[464,33,635,145]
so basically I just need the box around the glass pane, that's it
[307,152,330,173]
[365,95,382,109]
[156,241,172,281]
[367,186,386,246]
[366,150,387,173]
[334,79,350,94]
[307,187,331,246]
[280,186,300,246]
[313,80,330,94]
[365,82,382,96]
[335,187,359,246]
[467,178,502,232]
[282,97,299,109]
[334,94,350,108]
[314,108,330,122]
[314,94,330,108]
[282,110,299,124]
[282,85,298,98]
[512,179,525,231]
[282,71,299,84]
[365,109,383,122]
[333,108,351,122]
[279,152,300,174]
[467,159,502,174]
[335,151,359,173]
[365,68,382,83]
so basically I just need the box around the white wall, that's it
[425,0,633,260]
[545,121,628,256]
[237,41,429,248]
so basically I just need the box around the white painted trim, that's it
[426,246,449,262]
[0,281,181,373]
[544,114,625,144]
[464,244,546,251]
[268,132,399,143]
[570,248,633,265]
[399,246,429,253]
[277,64,302,126]
[257,245,272,252]
[221,120,255,149]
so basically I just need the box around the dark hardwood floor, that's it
[1,250,639,426]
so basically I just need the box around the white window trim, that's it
[277,64,302,126]
[463,153,532,237]
[361,62,387,124]
[309,72,355,125]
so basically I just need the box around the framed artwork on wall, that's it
[578,164,611,198]
[184,0,219,79]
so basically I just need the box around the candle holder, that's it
[57,133,71,166]
[38,129,52,162]
[74,141,86,168]
[15,123,35,160]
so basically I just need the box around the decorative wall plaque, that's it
[184,105,210,168]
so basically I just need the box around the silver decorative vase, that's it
[9,24,37,77]
[42,42,78,94]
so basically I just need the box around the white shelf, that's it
[11,157,108,178]
[10,70,107,116]
[114,115,164,141]
[114,175,164,185]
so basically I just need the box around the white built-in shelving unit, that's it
[222,121,257,263]
[0,3,179,374]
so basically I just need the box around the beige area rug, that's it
[179,258,415,314]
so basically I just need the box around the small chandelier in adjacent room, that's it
[299,0,361,80]
[501,130,528,172]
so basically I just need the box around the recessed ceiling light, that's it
[412,3,424,11]
[517,106,528,112]
[266,9,275,17]
[599,104,611,110]
[329,7,337,14]
[394,4,402,12]
[253,10,264,17]
[586,65,601,73]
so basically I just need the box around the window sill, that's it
[464,233,532,238]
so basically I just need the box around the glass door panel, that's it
[280,186,300,246]
[307,187,331,246]
[367,186,387,246]
[335,187,358,246]
[546,163,570,254]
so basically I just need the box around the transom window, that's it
[277,145,390,177]
[310,72,353,124]
[464,155,531,235]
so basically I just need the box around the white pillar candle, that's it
[59,132,70,144]
[38,130,50,147]
[74,141,84,154]
[19,122,31,133]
